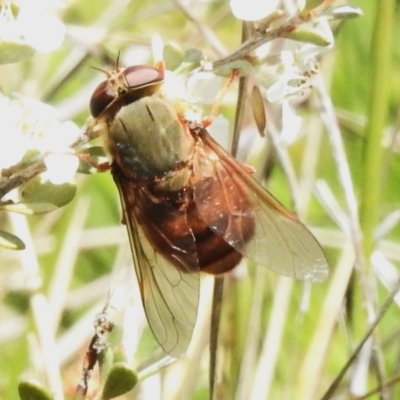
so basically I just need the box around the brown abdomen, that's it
[133,182,254,275]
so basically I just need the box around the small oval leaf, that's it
[325,5,363,20]
[251,85,266,136]
[163,43,184,71]
[1,202,57,215]
[0,40,35,64]
[101,363,138,400]
[183,48,203,64]
[21,177,77,208]
[18,380,54,400]
[175,48,203,73]
[0,229,25,250]
[285,26,332,47]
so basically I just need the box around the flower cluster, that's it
[230,0,334,144]
[0,93,80,184]
[0,0,65,63]
[0,1,76,186]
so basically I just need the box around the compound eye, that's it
[123,65,164,89]
[89,65,164,117]
[90,80,115,117]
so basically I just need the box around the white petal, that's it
[16,95,58,119]
[207,115,230,150]
[230,0,279,21]
[151,34,164,64]
[280,100,302,144]
[17,9,65,52]
[16,0,65,9]
[43,153,79,184]
[186,72,222,105]
[0,133,28,170]
[163,71,187,100]
[56,121,81,148]
[265,76,286,103]
[0,2,20,40]
[296,0,305,12]
[0,95,28,169]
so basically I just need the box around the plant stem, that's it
[360,1,394,265]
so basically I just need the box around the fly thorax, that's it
[107,95,194,180]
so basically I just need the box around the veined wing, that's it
[113,166,200,357]
[193,128,328,283]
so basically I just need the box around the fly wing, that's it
[193,128,328,283]
[113,167,199,357]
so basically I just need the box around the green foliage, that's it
[0,228,25,249]
[18,380,54,400]
[0,41,35,64]
[101,362,138,399]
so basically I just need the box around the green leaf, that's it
[163,43,184,71]
[183,48,202,64]
[0,40,35,64]
[0,177,77,215]
[18,380,54,400]
[0,202,58,215]
[20,177,77,208]
[251,85,266,136]
[0,229,25,250]
[325,5,363,20]
[213,60,254,78]
[285,26,332,47]
[174,48,203,74]
[101,363,138,400]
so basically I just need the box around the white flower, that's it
[162,70,190,103]
[260,46,318,144]
[0,0,65,55]
[280,100,302,145]
[264,19,333,104]
[230,0,280,21]
[229,2,335,147]
[186,72,223,105]
[206,114,230,150]
[254,17,334,144]
[229,0,317,21]
[41,120,80,184]
[162,68,225,125]
[42,152,79,184]
[0,93,80,184]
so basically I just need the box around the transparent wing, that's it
[113,168,199,357]
[193,128,328,283]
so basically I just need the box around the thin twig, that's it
[209,277,224,400]
[354,372,400,400]
[320,276,400,399]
